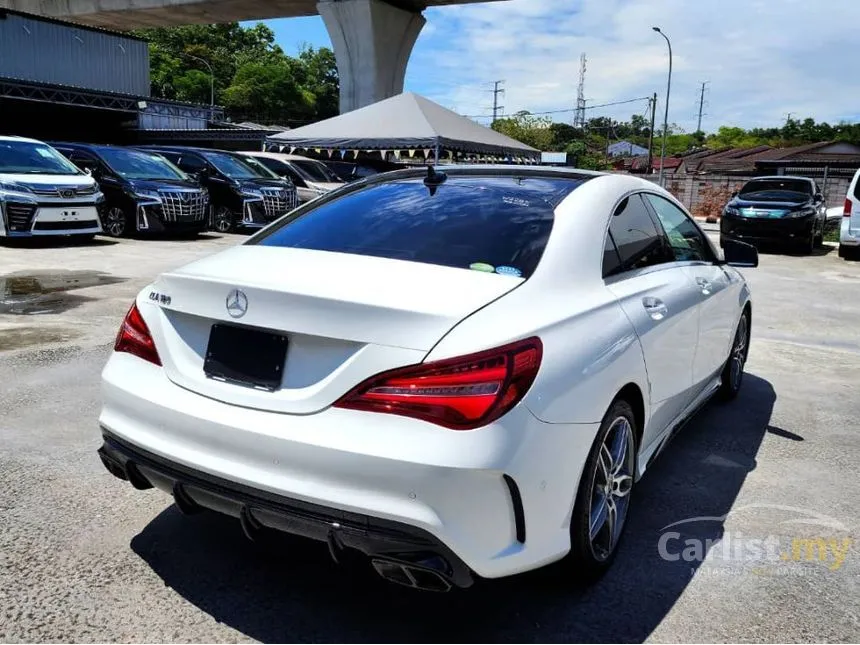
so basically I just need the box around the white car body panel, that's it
[99,168,751,583]
[841,169,860,249]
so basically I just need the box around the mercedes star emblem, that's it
[226,289,248,318]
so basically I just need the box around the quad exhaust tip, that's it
[371,558,453,592]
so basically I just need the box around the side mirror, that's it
[814,193,823,203]
[730,190,739,198]
[722,237,758,268]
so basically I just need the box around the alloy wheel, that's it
[729,315,748,391]
[588,416,635,561]
[104,207,127,237]
[213,207,233,233]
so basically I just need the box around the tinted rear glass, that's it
[253,175,586,278]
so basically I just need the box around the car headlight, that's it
[241,189,263,198]
[724,206,740,216]
[127,187,162,202]
[0,181,37,201]
[787,209,814,218]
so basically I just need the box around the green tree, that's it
[222,60,315,123]
[134,22,339,124]
[491,111,555,150]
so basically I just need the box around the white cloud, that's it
[406,0,860,131]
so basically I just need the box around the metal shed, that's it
[0,9,150,97]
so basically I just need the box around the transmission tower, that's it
[490,80,505,124]
[574,53,587,128]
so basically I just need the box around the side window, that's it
[281,163,307,187]
[177,154,205,173]
[643,193,712,262]
[69,152,102,175]
[607,194,674,273]
[602,231,623,277]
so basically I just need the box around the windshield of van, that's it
[203,151,265,179]
[238,156,281,179]
[100,148,188,181]
[291,159,341,183]
[0,140,82,175]
[739,179,812,202]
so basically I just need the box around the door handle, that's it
[696,277,712,295]
[642,297,668,320]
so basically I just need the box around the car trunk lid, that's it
[143,245,522,414]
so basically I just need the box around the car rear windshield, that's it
[739,179,812,201]
[252,175,587,278]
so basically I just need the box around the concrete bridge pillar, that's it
[317,0,425,113]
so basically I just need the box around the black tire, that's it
[814,231,824,248]
[839,244,859,260]
[557,398,637,583]
[719,311,749,401]
[797,234,814,255]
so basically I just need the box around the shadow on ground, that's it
[0,236,118,249]
[131,374,776,643]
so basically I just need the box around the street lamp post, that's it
[182,52,214,121]
[652,27,672,186]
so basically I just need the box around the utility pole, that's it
[647,92,657,174]
[652,26,672,186]
[696,81,709,133]
[491,80,505,124]
[574,53,587,128]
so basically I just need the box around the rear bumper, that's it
[99,353,598,581]
[99,430,473,590]
[721,214,814,243]
[840,218,860,247]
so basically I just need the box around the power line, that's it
[463,96,651,120]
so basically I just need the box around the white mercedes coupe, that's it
[98,166,757,591]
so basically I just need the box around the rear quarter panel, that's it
[425,280,649,426]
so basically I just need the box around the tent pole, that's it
[434,142,440,165]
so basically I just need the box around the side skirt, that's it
[637,376,721,477]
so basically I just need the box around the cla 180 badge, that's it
[149,291,171,305]
[226,289,248,318]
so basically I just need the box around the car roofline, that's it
[339,164,605,190]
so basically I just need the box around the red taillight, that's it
[845,198,853,217]
[334,337,542,430]
[114,302,161,366]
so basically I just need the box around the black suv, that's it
[51,143,209,237]
[135,146,298,232]
[721,176,827,254]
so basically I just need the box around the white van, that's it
[0,136,104,238]
[240,151,344,203]
[840,168,860,259]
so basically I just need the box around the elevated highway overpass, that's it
[2,0,506,113]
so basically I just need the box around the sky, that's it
[250,0,860,133]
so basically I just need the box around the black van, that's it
[51,143,209,237]
[135,145,298,232]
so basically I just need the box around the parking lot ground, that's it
[1,234,859,642]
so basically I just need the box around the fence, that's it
[638,168,855,218]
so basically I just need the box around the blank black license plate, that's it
[203,324,287,391]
